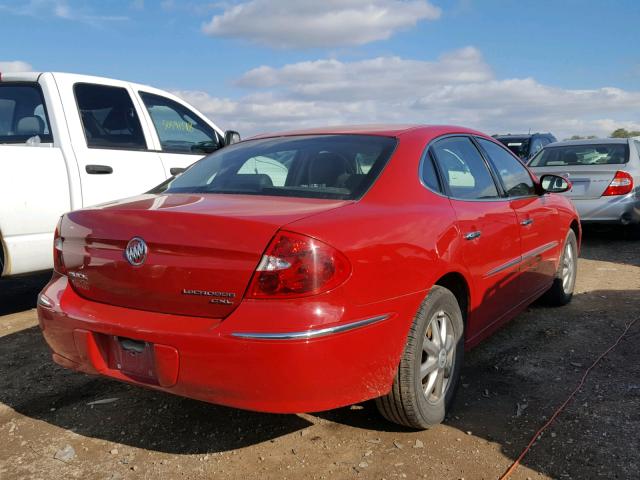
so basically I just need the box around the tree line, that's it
[567,128,640,140]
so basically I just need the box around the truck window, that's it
[0,84,53,144]
[74,83,147,150]
[139,91,221,154]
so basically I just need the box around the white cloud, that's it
[237,47,492,101]
[202,0,442,48]
[0,1,128,24]
[175,47,640,140]
[0,61,33,72]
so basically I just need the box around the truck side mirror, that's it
[224,130,241,146]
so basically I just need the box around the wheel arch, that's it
[433,271,470,328]
[569,218,581,251]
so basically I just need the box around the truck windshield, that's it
[0,84,53,144]
[164,134,397,200]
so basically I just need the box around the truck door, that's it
[54,75,166,206]
[135,90,224,176]
[0,79,70,275]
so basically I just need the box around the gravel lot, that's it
[1,228,638,480]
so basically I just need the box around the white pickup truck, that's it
[0,71,237,277]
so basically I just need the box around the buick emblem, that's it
[124,237,148,266]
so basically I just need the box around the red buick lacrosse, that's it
[38,125,580,429]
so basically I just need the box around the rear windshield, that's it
[496,137,530,159]
[529,143,629,167]
[164,134,397,200]
[0,84,53,144]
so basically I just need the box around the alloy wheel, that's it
[421,310,456,404]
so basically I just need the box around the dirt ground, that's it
[1,227,638,480]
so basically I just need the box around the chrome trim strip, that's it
[231,314,391,340]
[521,241,559,261]
[484,256,522,278]
[484,240,560,278]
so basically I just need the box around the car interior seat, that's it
[307,152,355,188]
[15,116,44,137]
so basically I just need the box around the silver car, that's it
[528,138,640,228]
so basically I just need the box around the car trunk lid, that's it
[60,193,351,318]
[530,165,621,199]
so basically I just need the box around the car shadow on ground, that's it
[0,229,638,478]
[0,271,51,316]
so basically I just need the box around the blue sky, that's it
[1,0,639,138]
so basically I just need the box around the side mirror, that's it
[540,174,571,193]
[224,130,241,146]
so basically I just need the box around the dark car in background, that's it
[494,133,557,162]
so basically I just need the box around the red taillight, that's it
[602,171,634,196]
[247,231,351,299]
[53,217,66,275]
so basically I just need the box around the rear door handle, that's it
[520,218,534,226]
[85,164,113,175]
[464,231,481,240]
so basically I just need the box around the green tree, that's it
[610,128,640,138]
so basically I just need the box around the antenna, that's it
[528,128,531,134]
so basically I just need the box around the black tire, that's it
[542,229,578,306]
[376,285,464,429]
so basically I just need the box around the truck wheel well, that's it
[435,272,469,326]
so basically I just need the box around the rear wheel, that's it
[376,286,464,429]
[542,229,577,306]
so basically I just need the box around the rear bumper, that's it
[37,275,422,413]
[573,193,640,225]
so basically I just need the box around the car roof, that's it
[547,138,629,147]
[248,124,487,140]
[0,71,158,94]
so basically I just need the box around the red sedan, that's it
[37,125,579,429]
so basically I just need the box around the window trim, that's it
[73,82,150,152]
[0,81,55,145]
[473,135,539,200]
[138,90,222,156]
[420,133,508,203]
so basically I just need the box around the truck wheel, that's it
[542,229,578,306]
[376,286,464,429]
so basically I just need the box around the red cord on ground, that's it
[499,317,639,480]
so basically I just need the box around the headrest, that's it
[308,152,354,187]
[226,174,274,190]
[16,116,44,136]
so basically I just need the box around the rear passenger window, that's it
[74,83,147,150]
[477,138,536,197]
[0,84,53,144]
[430,137,499,200]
